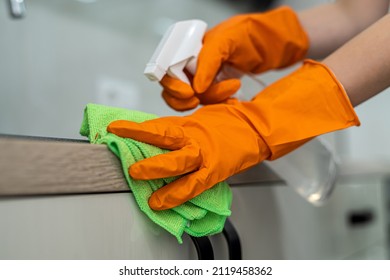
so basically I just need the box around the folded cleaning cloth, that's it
[80,103,232,243]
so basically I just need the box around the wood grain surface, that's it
[0,135,282,196]
[0,136,129,195]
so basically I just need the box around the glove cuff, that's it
[239,59,360,160]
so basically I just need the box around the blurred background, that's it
[0,0,278,139]
[1,0,390,259]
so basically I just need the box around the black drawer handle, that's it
[348,209,375,227]
[190,235,214,260]
[189,218,242,260]
[223,218,242,260]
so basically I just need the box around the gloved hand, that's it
[160,74,241,111]
[108,60,359,211]
[161,6,309,111]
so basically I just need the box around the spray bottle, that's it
[144,19,340,206]
[144,20,207,84]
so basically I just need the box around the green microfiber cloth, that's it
[80,103,232,243]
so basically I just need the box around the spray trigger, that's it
[144,19,207,85]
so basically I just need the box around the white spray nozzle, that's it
[144,19,207,84]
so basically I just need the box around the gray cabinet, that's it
[0,137,387,259]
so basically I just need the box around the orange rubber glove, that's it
[108,60,359,210]
[161,6,309,111]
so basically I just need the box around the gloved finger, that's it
[160,75,194,99]
[107,119,187,150]
[162,90,200,111]
[148,168,211,210]
[193,39,229,94]
[129,139,201,180]
[197,78,241,105]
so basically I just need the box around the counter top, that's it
[0,135,282,196]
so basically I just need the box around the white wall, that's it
[0,0,241,138]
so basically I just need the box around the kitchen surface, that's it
[1,0,390,262]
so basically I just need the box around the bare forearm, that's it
[323,13,390,107]
[298,0,389,58]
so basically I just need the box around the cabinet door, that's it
[0,180,386,260]
[0,193,199,259]
[228,178,387,259]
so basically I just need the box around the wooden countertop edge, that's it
[0,135,282,196]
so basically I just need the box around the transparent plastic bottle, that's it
[264,137,339,205]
